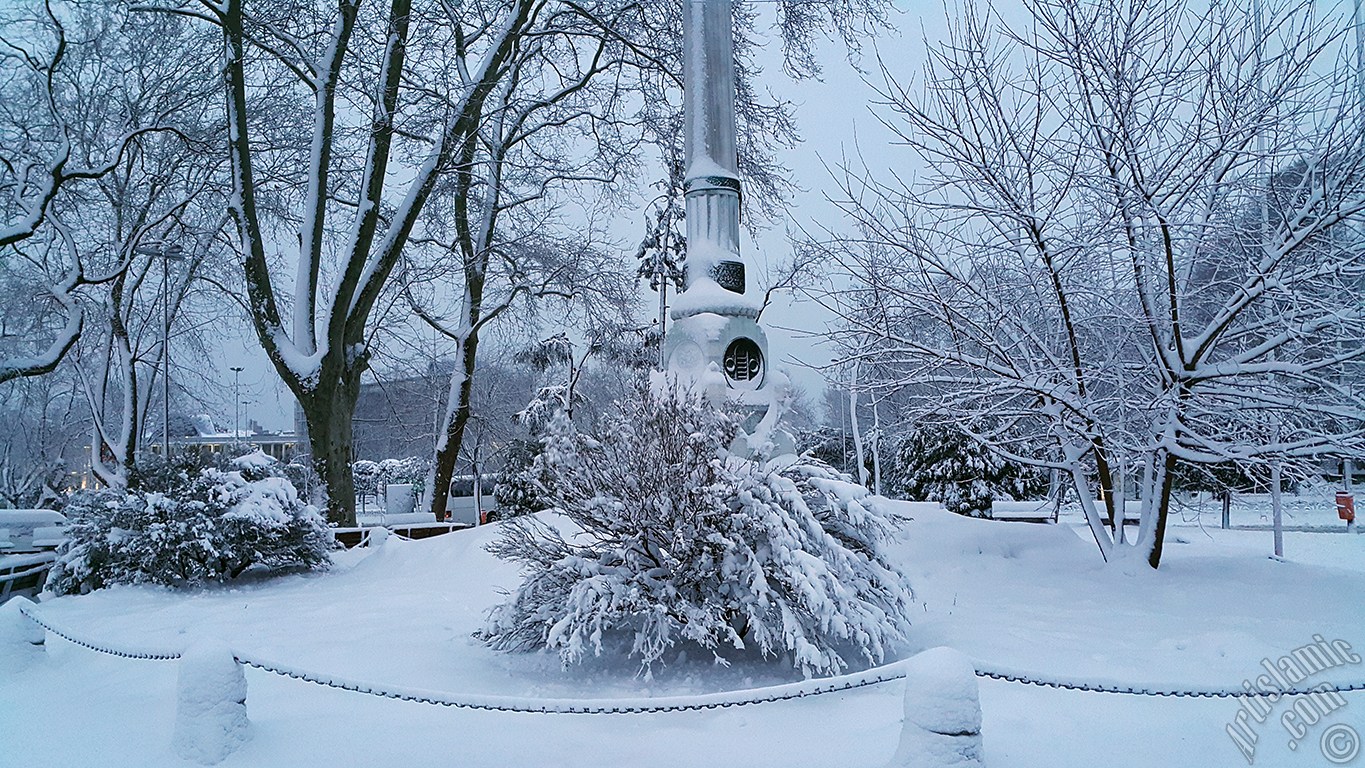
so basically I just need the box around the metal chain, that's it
[971,668,1365,698]
[19,604,1365,711]
[18,603,182,661]
[233,655,904,714]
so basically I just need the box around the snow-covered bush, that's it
[351,460,381,498]
[492,437,554,519]
[47,451,331,594]
[377,456,430,501]
[480,378,914,677]
[886,426,1048,516]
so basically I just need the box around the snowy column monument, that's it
[664,0,776,424]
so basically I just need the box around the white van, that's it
[445,475,498,526]
[0,509,67,553]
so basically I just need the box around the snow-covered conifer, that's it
[886,426,1048,516]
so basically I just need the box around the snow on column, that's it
[173,640,251,765]
[887,647,986,768]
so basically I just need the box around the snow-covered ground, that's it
[2,501,1361,767]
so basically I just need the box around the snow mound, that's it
[886,500,1091,561]
[173,640,250,765]
[0,597,45,673]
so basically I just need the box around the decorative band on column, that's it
[684,175,742,205]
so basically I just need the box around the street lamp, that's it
[133,241,185,458]
[230,366,244,447]
[240,400,254,438]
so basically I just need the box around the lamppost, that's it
[230,366,244,447]
[133,241,185,458]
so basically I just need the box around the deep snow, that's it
[2,500,1361,767]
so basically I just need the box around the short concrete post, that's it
[1,597,46,676]
[887,647,985,768]
[368,525,390,548]
[3,596,46,647]
[173,641,250,765]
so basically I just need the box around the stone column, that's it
[666,0,776,421]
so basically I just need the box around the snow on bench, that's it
[988,501,1056,524]
[0,551,57,603]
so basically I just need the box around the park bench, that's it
[988,500,1057,524]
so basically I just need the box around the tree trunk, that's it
[428,329,480,522]
[301,373,362,527]
[1145,451,1177,569]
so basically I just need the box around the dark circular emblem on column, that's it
[723,337,763,388]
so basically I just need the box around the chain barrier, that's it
[971,667,1365,698]
[18,602,182,661]
[17,603,1365,711]
[233,653,905,714]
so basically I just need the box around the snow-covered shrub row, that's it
[352,460,382,499]
[480,378,914,677]
[47,451,331,595]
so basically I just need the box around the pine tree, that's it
[886,426,1048,516]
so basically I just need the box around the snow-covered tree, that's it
[886,425,1048,516]
[480,377,914,678]
[490,436,553,519]
[0,3,214,387]
[0,373,86,508]
[405,0,897,525]
[48,450,330,594]
[1,3,231,487]
[808,0,1365,567]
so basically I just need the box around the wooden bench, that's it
[1099,500,1143,527]
[988,501,1057,524]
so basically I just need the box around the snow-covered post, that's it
[888,647,985,768]
[1,597,46,650]
[871,396,884,497]
[173,641,250,765]
[1271,462,1284,558]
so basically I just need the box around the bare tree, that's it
[161,0,890,526]
[808,0,1365,567]
[0,372,87,507]
[0,1,197,384]
[4,4,229,487]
